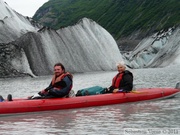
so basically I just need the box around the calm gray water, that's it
[0,65,180,135]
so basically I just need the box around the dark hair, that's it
[54,63,65,71]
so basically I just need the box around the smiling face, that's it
[54,65,64,77]
[117,64,126,73]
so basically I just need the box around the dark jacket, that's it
[48,76,73,97]
[119,70,133,92]
[42,74,73,98]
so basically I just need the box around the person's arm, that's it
[44,82,53,91]
[38,82,53,95]
[48,76,72,97]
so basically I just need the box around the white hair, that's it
[116,61,126,67]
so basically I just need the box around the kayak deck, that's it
[0,88,179,116]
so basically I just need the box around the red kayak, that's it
[0,87,180,116]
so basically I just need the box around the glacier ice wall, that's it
[14,18,123,76]
[0,0,122,77]
[124,27,180,68]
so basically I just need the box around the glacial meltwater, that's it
[0,65,180,135]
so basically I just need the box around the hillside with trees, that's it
[33,0,180,50]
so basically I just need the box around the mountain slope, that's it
[33,0,180,40]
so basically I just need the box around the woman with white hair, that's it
[107,61,133,93]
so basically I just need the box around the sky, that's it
[4,0,49,17]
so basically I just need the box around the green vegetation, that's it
[33,0,180,39]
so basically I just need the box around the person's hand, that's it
[113,89,119,93]
[113,89,123,93]
[41,89,47,94]
[118,89,123,92]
